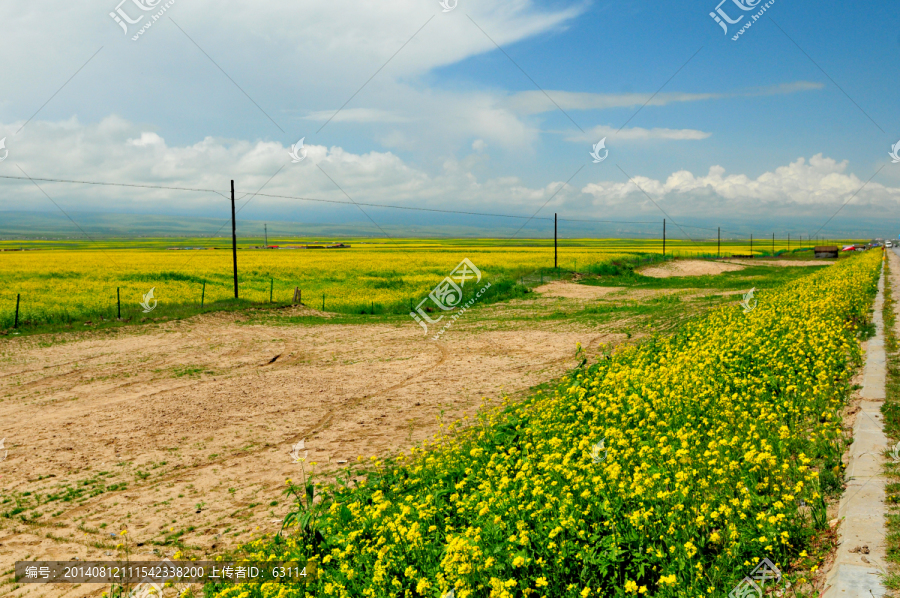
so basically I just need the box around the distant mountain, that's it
[0,210,647,240]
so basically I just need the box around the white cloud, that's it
[301,109,413,124]
[2,117,896,234]
[567,125,711,143]
[505,81,824,114]
[0,0,587,156]
[582,155,900,218]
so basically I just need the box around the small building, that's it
[814,245,838,258]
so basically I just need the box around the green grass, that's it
[0,471,128,523]
[881,256,900,589]
[579,261,832,291]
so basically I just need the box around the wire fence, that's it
[0,174,872,331]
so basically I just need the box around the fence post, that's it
[322,294,325,311]
[14,293,20,328]
[270,278,274,303]
[201,281,206,307]
[117,287,121,319]
[750,234,753,258]
[717,227,720,258]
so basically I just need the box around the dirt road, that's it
[0,288,633,598]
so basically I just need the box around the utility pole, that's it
[750,234,753,258]
[788,233,790,251]
[554,213,557,269]
[264,223,268,249]
[772,232,774,256]
[717,227,720,258]
[663,219,666,255]
[231,179,238,299]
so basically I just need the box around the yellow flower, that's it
[660,574,677,586]
[624,580,638,593]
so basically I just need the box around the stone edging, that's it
[821,254,888,597]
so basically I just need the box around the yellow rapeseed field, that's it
[203,250,880,598]
[0,243,638,326]
[2,236,842,327]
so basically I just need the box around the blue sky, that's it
[0,0,897,238]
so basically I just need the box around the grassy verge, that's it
[579,261,835,291]
[0,274,536,337]
[881,253,900,589]
[199,251,879,598]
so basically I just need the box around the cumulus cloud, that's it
[582,155,900,222]
[0,0,587,157]
[1,117,897,235]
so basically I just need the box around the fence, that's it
[4,241,850,330]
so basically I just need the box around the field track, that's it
[0,290,638,598]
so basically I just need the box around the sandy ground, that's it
[532,281,623,299]
[723,259,833,267]
[0,291,644,598]
[639,259,745,278]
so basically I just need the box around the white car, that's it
[887,241,894,248]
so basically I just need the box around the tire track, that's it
[51,342,448,521]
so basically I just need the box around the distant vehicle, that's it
[887,241,894,248]
[841,245,856,252]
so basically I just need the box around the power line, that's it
[0,174,658,225]
[14,166,124,269]
[0,173,851,239]
[557,217,657,224]
[0,174,229,198]
[253,191,555,220]
[509,166,585,238]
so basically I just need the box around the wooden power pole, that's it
[231,180,238,299]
